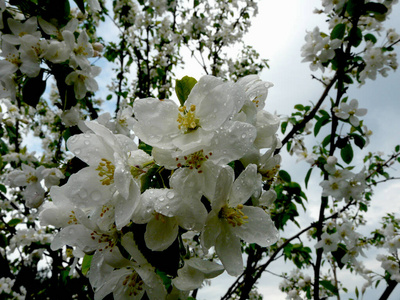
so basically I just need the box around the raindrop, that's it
[75,149,81,155]
[84,140,90,145]
[166,191,174,199]
[69,136,78,144]
[158,196,165,202]
[79,189,88,198]
[241,133,246,139]
[91,190,102,201]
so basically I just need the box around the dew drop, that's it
[74,149,81,155]
[91,190,102,201]
[84,140,90,145]
[79,188,88,198]
[241,133,246,139]
[158,196,165,202]
[166,191,174,199]
[69,136,78,144]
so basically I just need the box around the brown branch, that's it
[275,73,338,155]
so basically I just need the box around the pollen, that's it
[220,204,249,227]
[175,150,210,173]
[96,158,115,185]
[177,104,199,133]
[123,271,144,296]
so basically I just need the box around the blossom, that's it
[201,165,279,275]
[90,232,167,300]
[7,164,45,208]
[172,257,224,290]
[132,75,249,154]
[65,65,101,99]
[314,232,340,253]
[333,99,367,127]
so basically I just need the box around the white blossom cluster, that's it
[0,277,26,300]
[303,0,400,83]
[0,12,101,102]
[320,156,367,203]
[33,74,282,299]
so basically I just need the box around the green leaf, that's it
[364,33,377,44]
[365,2,388,15]
[138,141,153,156]
[346,0,362,17]
[175,76,197,106]
[82,254,93,276]
[322,134,331,148]
[350,133,366,149]
[331,23,346,40]
[352,27,363,47]
[294,104,304,111]
[314,115,330,137]
[8,218,22,227]
[279,170,291,183]
[0,184,6,194]
[341,143,354,164]
[305,168,313,189]
[281,121,288,134]
[320,280,338,295]
[0,233,7,248]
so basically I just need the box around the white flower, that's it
[201,165,279,276]
[133,75,249,154]
[314,232,339,253]
[7,164,46,208]
[65,65,101,99]
[172,258,224,291]
[334,99,367,127]
[63,30,94,69]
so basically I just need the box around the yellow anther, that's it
[177,104,199,133]
[220,204,248,227]
[96,158,115,185]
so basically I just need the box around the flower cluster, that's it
[37,75,280,298]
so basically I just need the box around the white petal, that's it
[133,98,180,148]
[145,217,178,251]
[233,206,279,247]
[229,164,260,206]
[215,225,243,276]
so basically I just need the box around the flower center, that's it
[67,210,78,225]
[177,104,199,133]
[175,150,212,173]
[153,212,167,223]
[220,204,248,227]
[122,271,144,297]
[96,158,115,185]
[26,174,38,183]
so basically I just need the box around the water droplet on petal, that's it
[75,149,81,155]
[91,190,102,201]
[84,140,90,145]
[79,188,88,198]
[158,196,165,202]
[166,191,174,199]
[241,133,246,139]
